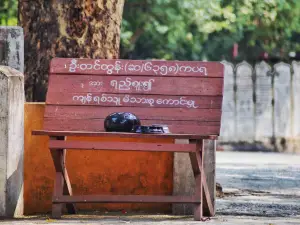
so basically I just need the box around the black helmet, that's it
[104,112,141,132]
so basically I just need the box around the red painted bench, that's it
[33,58,224,220]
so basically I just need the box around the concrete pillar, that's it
[220,61,235,142]
[0,66,24,217]
[255,61,272,140]
[236,61,255,141]
[0,26,24,73]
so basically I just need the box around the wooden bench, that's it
[32,58,224,221]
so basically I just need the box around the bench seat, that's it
[32,130,218,140]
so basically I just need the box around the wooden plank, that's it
[49,147,64,219]
[172,139,194,215]
[202,139,216,217]
[52,173,63,219]
[50,137,77,216]
[50,58,224,77]
[44,118,220,127]
[194,145,214,216]
[32,130,218,140]
[47,75,224,96]
[49,140,196,152]
[63,167,77,215]
[43,119,220,134]
[44,105,222,121]
[192,140,203,221]
[46,92,223,109]
[53,195,200,203]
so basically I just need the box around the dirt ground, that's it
[1,214,300,225]
[1,151,300,224]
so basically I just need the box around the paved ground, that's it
[1,215,300,225]
[217,152,300,218]
[1,151,300,224]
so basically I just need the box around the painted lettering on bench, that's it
[123,95,198,108]
[110,78,154,91]
[72,94,122,105]
[89,81,103,87]
[68,58,207,76]
[72,93,198,108]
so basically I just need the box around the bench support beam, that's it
[50,136,77,219]
[49,140,196,152]
[53,195,200,204]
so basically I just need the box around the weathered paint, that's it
[24,103,51,214]
[24,103,173,215]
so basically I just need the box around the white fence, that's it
[220,60,300,146]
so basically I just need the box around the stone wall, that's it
[220,61,300,152]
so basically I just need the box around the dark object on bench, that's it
[32,58,224,221]
[104,112,141,132]
[134,125,168,134]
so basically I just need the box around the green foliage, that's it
[121,0,300,61]
[0,0,18,26]
[1,0,299,62]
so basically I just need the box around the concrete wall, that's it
[220,60,300,152]
[24,103,173,214]
[0,66,24,217]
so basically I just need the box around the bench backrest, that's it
[44,58,224,135]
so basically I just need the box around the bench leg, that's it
[50,137,77,219]
[63,167,77,214]
[51,150,64,219]
[189,140,203,220]
[202,139,216,217]
[189,139,214,221]
[52,169,64,219]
